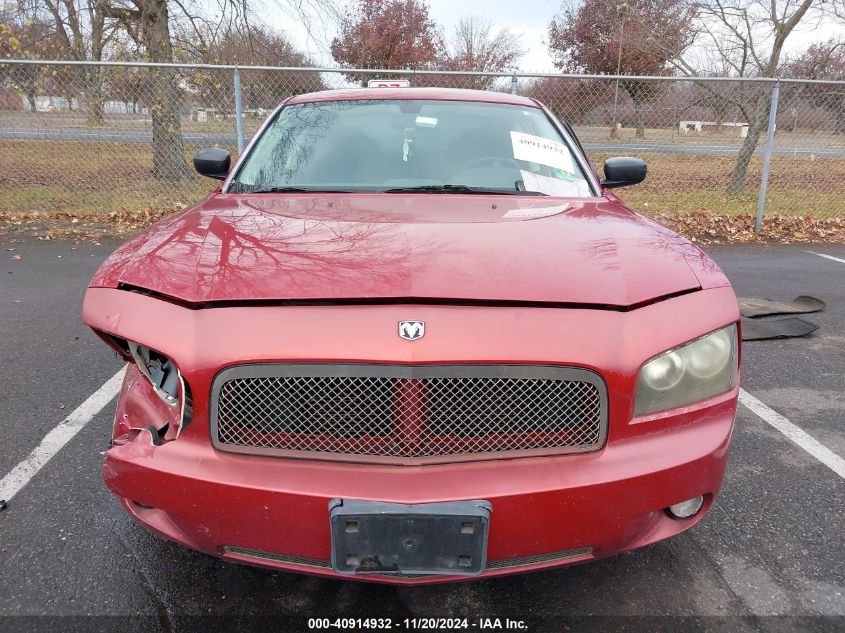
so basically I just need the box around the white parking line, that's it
[0,367,125,503]
[739,388,845,479]
[806,251,845,265]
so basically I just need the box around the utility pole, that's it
[610,2,629,139]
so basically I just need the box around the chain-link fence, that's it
[1,59,844,230]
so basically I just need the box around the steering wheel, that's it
[461,156,522,172]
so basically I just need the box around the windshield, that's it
[228,99,594,197]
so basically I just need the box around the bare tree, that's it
[438,16,524,89]
[264,0,342,60]
[100,0,196,181]
[106,43,149,112]
[34,0,118,123]
[103,0,338,182]
[0,7,68,110]
[178,23,326,110]
[667,0,832,194]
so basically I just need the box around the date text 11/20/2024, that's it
[307,618,528,630]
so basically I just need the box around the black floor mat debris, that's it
[738,295,825,318]
[741,317,819,341]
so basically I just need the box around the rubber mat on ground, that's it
[741,317,819,341]
[738,296,825,318]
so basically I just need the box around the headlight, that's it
[640,350,684,391]
[635,324,738,416]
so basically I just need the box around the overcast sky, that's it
[265,0,564,70]
[267,0,841,72]
[426,0,561,71]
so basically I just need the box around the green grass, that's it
[0,140,213,216]
[2,141,844,219]
[620,189,845,217]
[598,152,845,218]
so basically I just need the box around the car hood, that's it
[93,194,722,307]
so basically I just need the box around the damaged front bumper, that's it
[104,382,736,584]
[86,285,739,584]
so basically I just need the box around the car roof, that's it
[285,87,541,108]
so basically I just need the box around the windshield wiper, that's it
[382,184,546,196]
[248,186,313,193]
[230,185,357,194]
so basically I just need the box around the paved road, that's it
[0,237,843,631]
[2,126,844,157]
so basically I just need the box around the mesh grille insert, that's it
[212,365,606,462]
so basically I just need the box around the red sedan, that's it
[83,88,740,584]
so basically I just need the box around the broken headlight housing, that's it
[91,331,192,443]
[634,324,738,416]
[122,341,192,443]
[128,341,181,406]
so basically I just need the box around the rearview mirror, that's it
[601,157,647,189]
[193,148,231,181]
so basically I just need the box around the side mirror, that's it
[193,148,231,181]
[601,157,647,189]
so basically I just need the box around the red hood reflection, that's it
[90,193,727,306]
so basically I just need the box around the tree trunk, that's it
[140,0,193,182]
[634,105,645,138]
[84,67,105,125]
[727,90,770,195]
[713,101,728,134]
[723,0,812,195]
[624,81,651,139]
[148,66,192,181]
[25,90,37,112]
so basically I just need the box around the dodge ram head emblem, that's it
[398,321,425,341]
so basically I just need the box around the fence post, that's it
[755,80,780,233]
[233,66,245,153]
[511,72,518,95]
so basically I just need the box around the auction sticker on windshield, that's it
[510,130,576,174]
[519,170,589,197]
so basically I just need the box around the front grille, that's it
[224,547,332,569]
[211,364,607,463]
[223,545,594,576]
[483,547,592,569]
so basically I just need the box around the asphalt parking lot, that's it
[0,236,843,632]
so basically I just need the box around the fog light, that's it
[668,496,704,519]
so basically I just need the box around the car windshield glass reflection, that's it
[229,100,593,197]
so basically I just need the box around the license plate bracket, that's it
[329,499,492,576]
